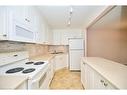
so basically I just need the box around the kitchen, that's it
[0,6,127,90]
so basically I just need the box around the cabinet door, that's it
[35,22,45,44]
[61,31,69,45]
[93,68,116,89]
[47,28,53,44]
[50,58,55,79]
[106,82,116,89]
[9,6,36,29]
[0,7,8,40]
[93,71,106,89]
[55,54,68,71]
[25,7,36,28]
[54,55,62,71]
[53,31,61,45]
[9,6,26,24]
[81,62,85,87]
[85,64,94,89]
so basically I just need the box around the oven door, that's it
[31,72,47,89]
[29,65,49,89]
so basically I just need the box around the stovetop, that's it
[0,60,48,79]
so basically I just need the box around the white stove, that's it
[0,60,48,79]
[0,51,50,89]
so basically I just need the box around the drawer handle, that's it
[104,83,108,87]
[100,80,104,83]
[14,55,18,57]
[3,34,7,37]
[25,18,30,22]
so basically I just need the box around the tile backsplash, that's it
[0,41,26,52]
[0,41,69,58]
[25,44,48,58]
[0,41,48,58]
[48,45,69,53]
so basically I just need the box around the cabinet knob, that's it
[104,83,108,87]
[27,19,30,22]
[100,80,104,83]
[25,18,30,22]
[13,54,18,57]
[3,34,7,37]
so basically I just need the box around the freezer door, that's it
[69,39,84,50]
[69,50,84,70]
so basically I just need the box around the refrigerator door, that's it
[69,50,84,70]
[69,38,84,50]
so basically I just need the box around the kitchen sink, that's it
[124,64,127,66]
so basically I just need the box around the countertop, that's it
[82,57,127,89]
[29,53,68,62]
[29,54,55,62]
[0,76,28,89]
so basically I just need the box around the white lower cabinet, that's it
[54,54,68,71]
[81,60,86,87]
[50,58,55,78]
[81,62,117,89]
[84,64,94,89]
[93,68,117,89]
[40,54,68,89]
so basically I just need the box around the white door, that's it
[69,50,84,70]
[69,38,84,49]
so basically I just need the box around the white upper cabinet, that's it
[52,29,84,45]
[0,7,8,40]
[8,6,26,25]
[53,30,62,45]
[35,17,52,44]
[8,6,36,28]
[0,6,36,42]
[0,6,51,44]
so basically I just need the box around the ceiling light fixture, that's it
[70,6,73,14]
[67,6,73,27]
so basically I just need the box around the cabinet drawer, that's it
[94,70,117,89]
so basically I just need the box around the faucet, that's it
[54,50,56,53]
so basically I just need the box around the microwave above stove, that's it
[8,20,35,43]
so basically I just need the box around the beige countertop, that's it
[0,76,28,89]
[29,54,55,62]
[29,53,68,62]
[82,57,127,89]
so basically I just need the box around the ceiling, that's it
[37,6,107,29]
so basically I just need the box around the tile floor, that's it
[49,68,84,90]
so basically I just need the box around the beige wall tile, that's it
[0,41,49,58]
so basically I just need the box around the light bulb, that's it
[68,21,71,25]
[70,7,73,14]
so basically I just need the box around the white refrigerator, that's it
[69,38,84,71]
